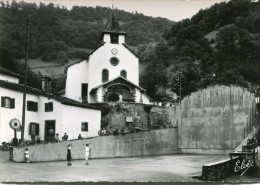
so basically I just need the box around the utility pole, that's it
[177,72,182,104]
[21,16,30,142]
[179,73,182,104]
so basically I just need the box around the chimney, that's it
[41,75,52,93]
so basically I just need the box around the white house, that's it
[0,67,101,143]
[64,13,151,104]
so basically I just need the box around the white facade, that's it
[142,94,152,104]
[0,82,101,143]
[0,73,19,84]
[88,43,139,93]
[64,14,151,104]
[62,105,101,139]
[65,61,88,101]
[65,43,140,103]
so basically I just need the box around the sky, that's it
[20,0,228,21]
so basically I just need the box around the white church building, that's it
[0,67,101,143]
[63,13,151,104]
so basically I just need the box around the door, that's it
[45,120,56,140]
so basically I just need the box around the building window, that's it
[81,122,88,132]
[111,34,119,44]
[45,102,53,112]
[110,57,119,66]
[1,96,15,109]
[102,69,109,83]
[81,83,88,102]
[27,101,38,112]
[120,70,127,78]
[29,122,39,135]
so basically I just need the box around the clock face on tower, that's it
[111,48,118,55]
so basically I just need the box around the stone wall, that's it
[93,103,177,131]
[13,128,178,162]
[178,85,256,154]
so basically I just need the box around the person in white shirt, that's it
[24,148,29,163]
[84,143,91,165]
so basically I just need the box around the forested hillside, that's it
[1,0,260,101]
[0,1,172,60]
[138,0,260,100]
[0,0,173,89]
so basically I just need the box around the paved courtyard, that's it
[0,151,232,183]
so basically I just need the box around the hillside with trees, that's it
[0,0,173,89]
[138,0,260,100]
[1,0,260,100]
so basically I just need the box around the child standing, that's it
[67,144,72,166]
[84,143,91,165]
[24,148,29,163]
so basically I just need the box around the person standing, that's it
[62,133,68,141]
[24,148,29,163]
[84,143,91,165]
[67,144,72,166]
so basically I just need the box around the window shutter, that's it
[11,98,15,109]
[1,97,5,107]
[29,123,32,135]
[45,103,48,112]
[81,122,84,131]
[36,124,39,135]
[50,102,53,111]
[27,101,31,111]
[35,102,38,112]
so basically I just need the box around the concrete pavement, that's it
[0,151,231,182]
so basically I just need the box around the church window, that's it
[110,57,119,66]
[102,69,109,83]
[81,83,88,102]
[111,34,119,44]
[120,70,127,78]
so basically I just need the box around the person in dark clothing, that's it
[67,144,72,166]
[12,137,18,146]
[62,133,68,141]
[78,134,83,140]
[114,128,119,135]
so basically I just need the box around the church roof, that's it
[100,12,126,39]
[122,44,138,58]
[90,76,145,94]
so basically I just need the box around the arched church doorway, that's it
[107,93,119,102]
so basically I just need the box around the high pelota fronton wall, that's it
[178,85,256,154]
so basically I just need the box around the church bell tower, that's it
[100,13,127,44]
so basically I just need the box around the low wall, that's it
[202,158,236,181]
[202,152,259,181]
[13,128,178,162]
